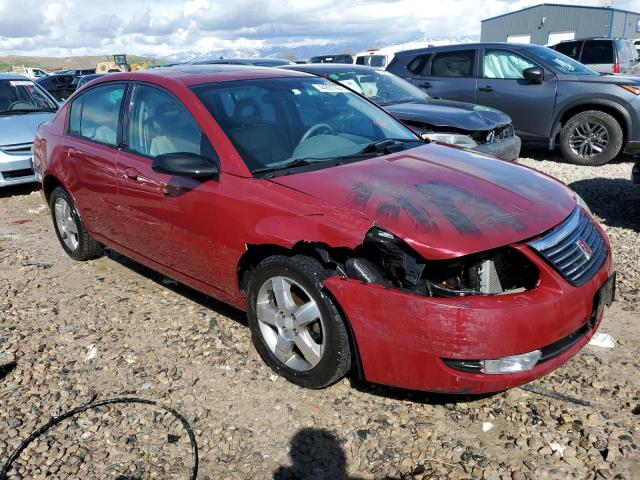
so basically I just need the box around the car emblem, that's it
[486,131,496,143]
[576,239,592,260]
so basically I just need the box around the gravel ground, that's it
[0,153,638,480]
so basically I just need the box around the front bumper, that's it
[0,153,37,188]
[324,240,612,394]
[473,135,521,161]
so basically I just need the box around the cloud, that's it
[0,0,638,59]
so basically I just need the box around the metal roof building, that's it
[481,3,640,45]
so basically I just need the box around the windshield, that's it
[326,69,429,106]
[529,45,599,75]
[0,79,58,114]
[192,77,420,174]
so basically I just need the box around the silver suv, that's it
[0,74,58,188]
[551,38,640,74]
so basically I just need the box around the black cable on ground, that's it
[0,396,198,480]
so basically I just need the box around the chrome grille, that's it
[0,142,33,156]
[529,208,607,286]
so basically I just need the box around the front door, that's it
[115,83,227,289]
[477,48,557,139]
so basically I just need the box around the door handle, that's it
[124,167,139,180]
[418,82,432,88]
[478,85,494,93]
[68,148,77,158]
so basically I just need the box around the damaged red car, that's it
[33,66,615,394]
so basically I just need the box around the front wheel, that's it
[247,255,352,389]
[559,111,623,166]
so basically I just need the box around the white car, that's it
[11,66,49,80]
[354,47,400,69]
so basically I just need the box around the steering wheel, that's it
[8,101,34,111]
[300,123,334,143]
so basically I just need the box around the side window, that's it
[79,83,125,146]
[431,50,475,77]
[406,54,431,75]
[68,96,83,135]
[554,41,580,59]
[483,50,536,79]
[355,56,365,65]
[127,84,214,160]
[581,40,614,64]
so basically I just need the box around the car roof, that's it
[395,42,540,56]
[0,73,32,81]
[80,64,311,88]
[281,64,379,75]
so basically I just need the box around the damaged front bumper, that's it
[473,135,521,162]
[323,243,613,394]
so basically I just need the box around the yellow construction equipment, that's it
[96,54,131,74]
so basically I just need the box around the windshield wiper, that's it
[0,108,56,115]
[252,158,319,176]
[356,138,419,155]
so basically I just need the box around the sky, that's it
[1,0,640,60]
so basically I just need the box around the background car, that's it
[0,74,58,187]
[388,42,640,165]
[74,74,106,89]
[191,57,294,67]
[282,63,520,160]
[35,74,76,101]
[550,37,640,74]
[308,54,354,64]
[34,66,613,394]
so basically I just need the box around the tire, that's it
[559,111,623,166]
[247,255,352,389]
[49,186,103,261]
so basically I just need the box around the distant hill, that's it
[0,55,166,72]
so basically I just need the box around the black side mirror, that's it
[523,67,544,84]
[152,152,219,180]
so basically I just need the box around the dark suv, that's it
[550,38,639,75]
[388,43,640,165]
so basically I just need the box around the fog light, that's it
[482,350,541,374]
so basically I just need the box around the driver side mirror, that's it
[152,152,219,180]
[523,67,544,84]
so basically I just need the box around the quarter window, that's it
[431,50,475,77]
[127,84,215,160]
[483,50,536,79]
[75,83,125,146]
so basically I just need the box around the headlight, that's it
[422,132,478,148]
[574,192,593,217]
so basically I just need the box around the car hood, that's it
[269,143,576,259]
[385,100,511,132]
[0,112,54,146]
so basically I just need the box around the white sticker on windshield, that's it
[312,83,348,93]
[339,79,364,94]
[9,81,34,87]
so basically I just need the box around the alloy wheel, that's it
[54,197,79,251]
[569,121,609,158]
[256,275,325,371]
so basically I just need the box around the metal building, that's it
[481,3,640,45]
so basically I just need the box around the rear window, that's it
[406,54,431,75]
[554,41,581,60]
[581,40,614,64]
[431,50,475,77]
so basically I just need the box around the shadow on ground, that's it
[273,428,359,480]
[520,146,637,165]
[0,183,39,199]
[569,178,640,232]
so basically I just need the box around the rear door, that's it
[63,82,127,239]
[115,82,226,288]
[412,49,478,103]
[477,48,557,139]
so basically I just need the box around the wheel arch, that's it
[43,174,65,203]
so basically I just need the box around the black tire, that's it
[49,186,103,261]
[559,110,623,166]
[247,255,352,389]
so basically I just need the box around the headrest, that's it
[233,98,262,125]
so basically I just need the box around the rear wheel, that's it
[559,111,623,166]
[50,186,103,261]
[247,255,351,389]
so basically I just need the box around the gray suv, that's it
[550,38,639,75]
[388,43,640,165]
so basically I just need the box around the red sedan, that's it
[33,66,615,393]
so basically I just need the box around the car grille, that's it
[3,168,34,179]
[529,208,607,286]
[0,142,33,156]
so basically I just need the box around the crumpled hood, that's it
[269,143,576,259]
[0,112,54,146]
[386,100,511,132]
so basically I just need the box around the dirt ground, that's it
[0,153,639,480]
